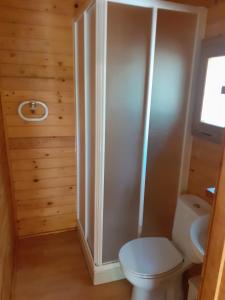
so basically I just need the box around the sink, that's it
[190,215,210,262]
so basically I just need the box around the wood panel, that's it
[0,0,82,16]
[0,96,14,299]
[0,50,73,66]
[0,0,81,237]
[0,7,73,27]
[0,37,73,54]
[6,135,77,237]
[199,142,225,300]
[8,136,75,149]
[17,213,76,236]
[206,2,225,38]
[0,23,72,42]
[188,137,223,203]
[0,64,73,79]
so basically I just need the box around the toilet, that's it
[119,194,211,300]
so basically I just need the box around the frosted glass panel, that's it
[143,10,197,238]
[86,5,96,254]
[201,56,225,128]
[77,17,85,232]
[103,3,152,263]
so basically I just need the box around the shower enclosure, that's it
[74,0,206,284]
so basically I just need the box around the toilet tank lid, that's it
[178,194,211,216]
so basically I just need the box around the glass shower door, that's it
[143,10,197,238]
[102,3,152,263]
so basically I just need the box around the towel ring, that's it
[18,100,48,122]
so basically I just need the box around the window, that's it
[201,56,225,128]
[193,36,225,143]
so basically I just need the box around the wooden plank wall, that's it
[188,137,223,202]
[0,0,81,237]
[0,97,14,299]
[187,3,225,202]
[199,142,225,300]
[206,0,225,38]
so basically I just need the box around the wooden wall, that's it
[188,137,223,202]
[0,98,14,299]
[206,1,225,38]
[0,0,80,237]
[199,141,225,300]
[187,2,225,202]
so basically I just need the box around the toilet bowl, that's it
[119,194,211,300]
[119,237,184,300]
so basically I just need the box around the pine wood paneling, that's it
[17,204,76,220]
[13,167,75,181]
[0,7,73,27]
[188,137,223,203]
[199,144,225,300]
[0,0,81,15]
[17,195,75,209]
[0,23,72,41]
[3,90,75,102]
[0,51,73,67]
[7,126,75,138]
[10,147,75,159]
[0,78,74,91]
[0,0,79,237]
[0,37,73,54]
[14,176,76,191]
[16,186,75,202]
[0,64,73,79]
[0,97,14,299]
[206,2,225,38]
[8,136,75,149]
[17,213,76,236]
[12,157,75,170]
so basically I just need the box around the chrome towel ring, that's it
[18,100,48,122]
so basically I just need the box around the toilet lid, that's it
[119,237,183,278]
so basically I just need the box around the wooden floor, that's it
[13,230,131,300]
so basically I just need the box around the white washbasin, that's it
[190,215,210,262]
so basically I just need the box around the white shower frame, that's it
[73,0,207,284]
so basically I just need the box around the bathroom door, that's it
[199,144,225,300]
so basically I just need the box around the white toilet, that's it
[119,194,211,300]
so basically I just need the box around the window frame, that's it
[192,35,225,144]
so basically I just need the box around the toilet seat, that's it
[119,237,183,279]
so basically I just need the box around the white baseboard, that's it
[77,221,125,285]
